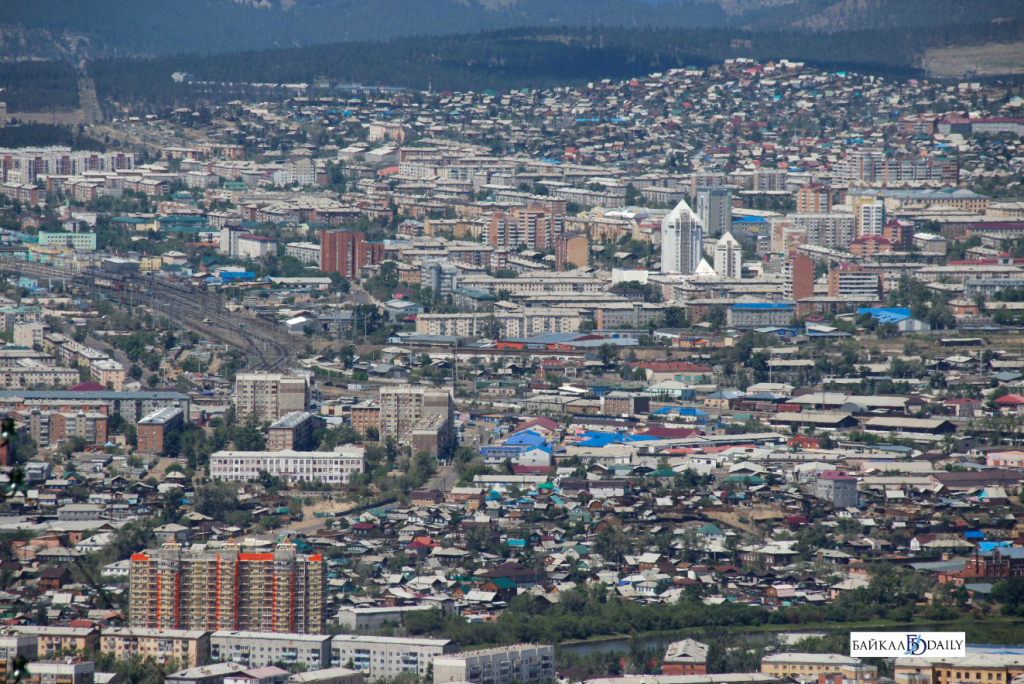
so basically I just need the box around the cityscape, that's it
[4,3,1024,684]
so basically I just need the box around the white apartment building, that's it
[661,198,704,274]
[713,232,742,279]
[211,631,331,671]
[433,644,555,684]
[210,446,365,484]
[330,635,458,680]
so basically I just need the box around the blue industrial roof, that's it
[858,307,912,323]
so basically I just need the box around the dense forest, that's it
[0,61,79,112]
[82,18,1024,110]
[3,0,1024,61]
[0,124,105,151]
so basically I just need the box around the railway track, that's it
[0,257,296,371]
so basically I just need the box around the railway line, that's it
[0,257,296,371]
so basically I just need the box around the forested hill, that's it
[3,0,1024,61]
[87,19,1024,111]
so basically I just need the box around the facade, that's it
[99,627,210,668]
[379,386,455,458]
[22,661,95,684]
[796,184,831,213]
[210,446,364,484]
[137,406,185,456]
[727,303,794,329]
[129,543,326,634]
[37,232,97,250]
[662,639,709,676]
[335,606,437,633]
[234,372,310,422]
[432,644,555,684]
[329,635,457,680]
[713,232,742,279]
[761,653,875,683]
[10,627,98,658]
[661,198,704,274]
[695,186,731,237]
[267,411,325,451]
[854,198,885,238]
[210,632,331,671]
[420,261,459,298]
[486,207,563,250]
[784,253,814,301]
[827,264,883,299]
[285,242,321,264]
[13,322,48,349]
[554,232,589,271]
[22,409,108,448]
[320,230,385,279]
[815,471,859,508]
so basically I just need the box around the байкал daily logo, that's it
[850,632,966,658]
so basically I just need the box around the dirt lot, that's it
[924,41,1024,77]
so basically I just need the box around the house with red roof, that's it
[994,394,1024,414]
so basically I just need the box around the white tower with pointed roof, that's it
[713,232,742,279]
[660,198,704,274]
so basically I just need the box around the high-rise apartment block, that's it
[660,198,704,274]
[320,230,385,279]
[796,184,832,213]
[379,386,455,458]
[695,186,731,237]
[784,252,815,301]
[129,544,326,634]
[854,198,885,238]
[713,232,742,279]
[234,372,310,422]
[486,207,563,250]
[420,261,459,298]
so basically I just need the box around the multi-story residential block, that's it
[267,411,324,451]
[432,644,555,684]
[0,633,38,680]
[209,446,364,484]
[22,660,95,684]
[329,635,457,680]
[726,303,794,329]
[554,232,588,271]
[10,627,98,658]
[285,242,322,264]
[0,364,79,390]
[137,406,185,456]
[796,184,832,213]
[815,471,859,508]
[695,186,731,237]
[661,198,704,274]
[420,260,459,298]
[349,401,381,436]
[379,386,454,457]
[713,232,742,279]
[761,653,875,683]
[827,263,883,299]
[13,322,48,349]
[210,632,331,671]
[784,252,814,301]
[99,628,210,668]
[320,230,385,278]
[234,372,310,422]
[37,232,97,251]
[129,543,326,634]
[20,409,108,448]
[0,390,189,424]
[486,207,564,250]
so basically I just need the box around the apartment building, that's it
[13,322,48,349]
[0,364,79,390]
[267,411,324,451]
[796,184,832,213]
[0,390,189,425]
[329,635,457,680]
[894,649,1024,684]
[20,409,108,448]
[99,628,210,668]
[0,633,38,680]
[22,660,95,684]
[726,303,794,329]
[209,446,364,484]
[554,232,588,271]
[486,207,564,250]
[761,653,875,684]
[129,543,326,634]
[349,402,381,436]
[379,386,455,457]
[234,372,310,422]
[285,242,321,264]
[320,230,385,278]
[432,644,555,684]
[10,626,98,658]
[210,632,331,671]
[136,406,185,456]
[827,264,884,299]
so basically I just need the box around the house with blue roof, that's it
[857,307,931,332]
